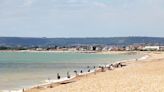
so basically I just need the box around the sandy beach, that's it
[24,51,164,92]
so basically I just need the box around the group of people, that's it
[98,62,126,73]
[56,66,96,80]
[21,62,126,92]
[56,62,126,80]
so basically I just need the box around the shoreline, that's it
[1,51,148,92]
[18,53,148,92]
[38,51,164,92]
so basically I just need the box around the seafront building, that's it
[143,46,160,51]
[159,46,164,51]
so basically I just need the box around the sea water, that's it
[0,51,143,91]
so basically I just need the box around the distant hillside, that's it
[0,37,163,47]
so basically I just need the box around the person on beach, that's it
[116,62,126,68]
[80,70,83,73]
[22,88,24,92]
[117,63,121,68]
[115,63,120,68]
[49,84,53,88]
[88,69,90,72]
[94,69,97,75]
[93,66,96,74]
[67,72,70,78]
[74,70,78,76]
[99,66,102,68]
[101,66,105,72]
[108,64,114,70]
[48,78,51,83]
[57,73,60,80]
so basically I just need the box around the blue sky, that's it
[0,0,164,37]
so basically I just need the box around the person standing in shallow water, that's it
[80,70,83,73]
[57,73,60,80]
[87,66,90,72]
[67,72,70,78]
[93,66,96,75]
[74,70,78,76]
[88,69,90,72]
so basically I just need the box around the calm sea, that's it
[0,52,142,91]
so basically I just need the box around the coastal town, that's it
[36,45,164,52]
[0,44,164,52]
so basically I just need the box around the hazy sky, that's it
[0,0,164,37]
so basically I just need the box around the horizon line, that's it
[0,36,163,39]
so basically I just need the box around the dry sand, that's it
[26,51,164,92]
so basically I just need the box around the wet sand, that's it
[26,51,164,92]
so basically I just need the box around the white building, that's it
[143,46,160,51]
[36,48,43,51]
[159,46,164,51]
